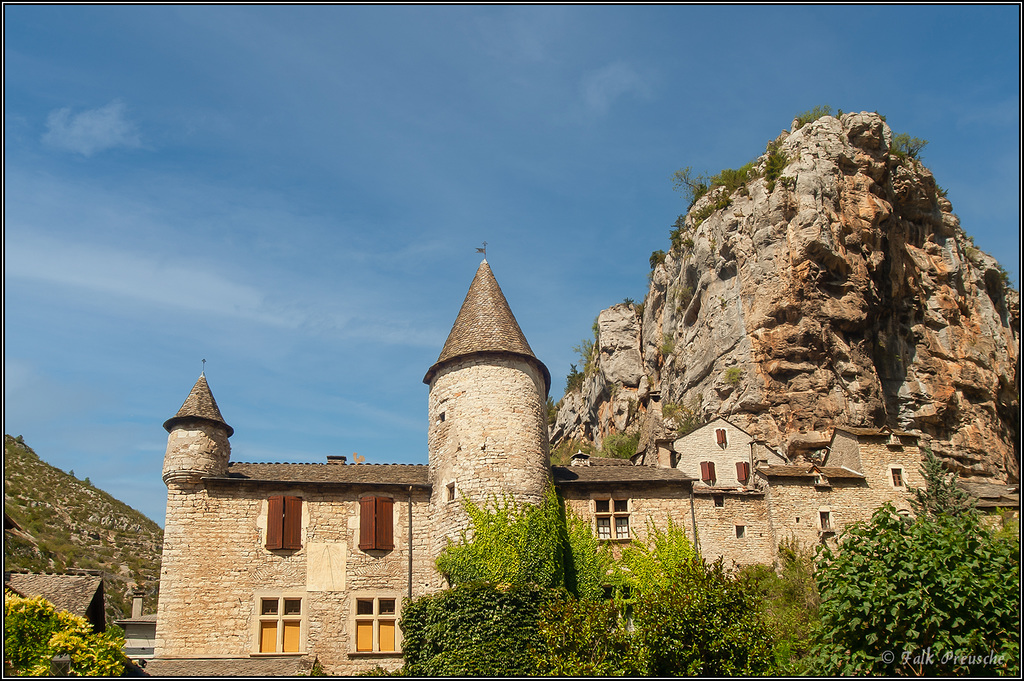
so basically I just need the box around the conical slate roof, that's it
[163,373,234,437]
[424,260,550,392]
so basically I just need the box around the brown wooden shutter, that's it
[282,496,303,550]
[359,497,376,550]
[716,428,727,446]
[700,461,710,481]
[266,496,284,549]
[708,462,716,480]
[376,497,394,550]
[736,461,749,482]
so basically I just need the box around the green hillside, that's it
[3,434,163,625]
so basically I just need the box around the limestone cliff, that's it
[552,112,1019,483]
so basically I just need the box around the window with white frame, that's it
[257,596,303,653]
[890,466,905,488]
[595,498,630,540]
[354,596,399,653]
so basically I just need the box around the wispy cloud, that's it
[42,99,143,156]
[580,61,650,115]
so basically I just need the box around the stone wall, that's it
[673,418,755,488]
[154,482,434,675]
[426,355,551,561]
[161,422,230,483]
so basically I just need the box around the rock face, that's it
[552,112,1019,483]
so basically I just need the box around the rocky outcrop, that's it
[552,112,1019,483]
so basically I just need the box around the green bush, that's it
[890,132,928,160]
[399,582,556,676]
[764,139,789,192]
[4,592,127,676]
[649,249,666,269]
[809,505,1020,675]
[534,593,645,675]
[794,104,833,129]
[724,367,743,385]
[601,432,640,460]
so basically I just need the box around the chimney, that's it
[131,588,145,619]
[327,455,347,465]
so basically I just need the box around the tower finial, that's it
[475,241,487,257]
[201,358,206,376]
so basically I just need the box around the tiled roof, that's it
[960,481,1020,509]
[207,462,430,487]
[757,464,864,479]
[162,374,234,437]
[553,465,695,485]
[833,425,918,439]
[423,260,550,391]
[143,656,312,677]
[3,573,102,619]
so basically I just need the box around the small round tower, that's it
[424,260,552,557]
[161,373,233,485]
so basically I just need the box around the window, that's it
[715,428,727,447]
[820,510,832,531]
[891,467,904,488]
[359,497,395,551]
[354,597,398,653]
[735,525,746,538]
[595,498,630,540]
[700,461,716,484]
[735,461,750,483]
[258,596,303,653]
[446,482,456,502]
[713,494,724,508]
[266,496,302,550]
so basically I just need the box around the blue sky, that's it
[4,5,1020,527]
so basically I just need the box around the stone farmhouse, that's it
[149,260,928,675]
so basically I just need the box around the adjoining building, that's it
[150,260,933,675]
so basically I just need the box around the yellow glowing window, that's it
[257,596,303,654]
[259,621,277,653]
[356,620,374,652]
[354,596,400,653]
[379,621,396,652]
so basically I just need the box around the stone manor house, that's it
[148,260,927,675]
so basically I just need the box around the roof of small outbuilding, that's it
[3,573,103,619]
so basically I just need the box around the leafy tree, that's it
[617,518,697,598]
[4,592,128,676]
[890,132,928,160]
[671,166,710,209]
[809,504,1020,676]
[601,432,640,460]
[909,448,976,520]
[633,557,779,675]
[534,592,645,676]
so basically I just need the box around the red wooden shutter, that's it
[266,496,284,549]
[376,497,394,550]
[700,461,710,481]
[282,496,303,550]
[736,461,749,482]
[716,428,727,446]
[359,497,376,550]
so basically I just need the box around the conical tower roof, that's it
[162,373,234,437]
[424,260,550,392]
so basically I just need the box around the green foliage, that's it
[617,519,697,599]
[793,104,833,129]
[546,397,557,426]
[710,162,756,194]
[435,487,609,601]
[660,334,675,357]
[671,166,710,209]
[724,366,743,385]
[633,557,779,675]
[549,438,597,466]
[739,540,820,673]
[890,132,929,160]
[399,582,556,676]
[661,397,702,437]
[909,448,976,520]
[649,249,666,269]
[4,592,128,676]
[764,138,789,192]
[601,432,640,460]
[809,505,1020,676]
[534,593,645,676]
[565,363,584,393]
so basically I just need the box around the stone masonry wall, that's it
[427,356,551,562]
[161,423,230,483]
[673,419,755,488]
[154,481,434,676]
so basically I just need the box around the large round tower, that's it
[424,260,552,558]
[161,373,233,485]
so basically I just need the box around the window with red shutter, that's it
[716,428,727,446]
[266,496,302,550]
[700,461,716,483]
[736,461,750,483]
[359,496,395,551]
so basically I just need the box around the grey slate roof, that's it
[553,464,695,485]
[834,425,918,439]
[207,461,430,487]
[757,464,865,479]
[423,260,550,392]
[4,573,103,620]
[162,373,234,436]
[143,656,312,677]
[960,481,1020,509]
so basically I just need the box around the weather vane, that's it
[202,359,206,375]
[476,241,487,256]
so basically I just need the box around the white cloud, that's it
[580,62,650,115]
[42,99,142,156]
